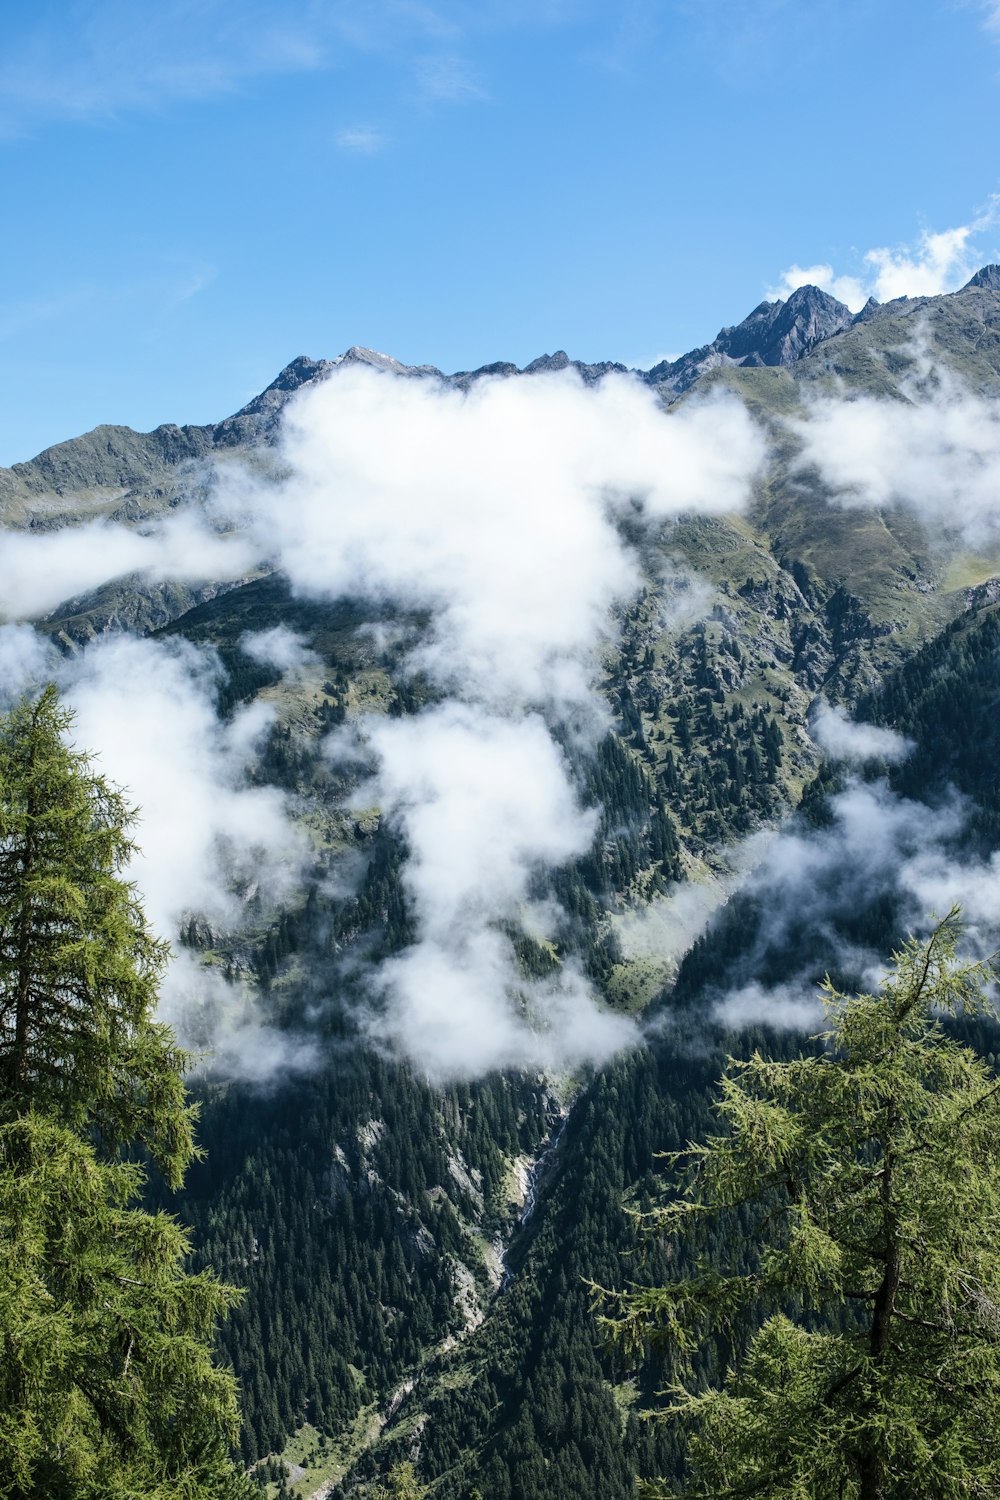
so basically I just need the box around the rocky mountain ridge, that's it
[5,265,999,537]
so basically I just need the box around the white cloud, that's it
[770,201,1000,312]
[617,831,774,979]
[789,356,1000,545]
[335,125,386,154]
[715,980,822,1031]
[210,361,765,1078]
[0,623,56,702]
[1,624,310,1080]
[0,509,257,622]
[215,365,765,712]
[63,634,304,938]
[810,701,912,765]
[768,262,869,312]
[160,950,318,1082]
[705,776,1000,1031]
[351,703,635,1078]
[55,634,310,1077]
[863,215,994,302]
[240,624,318,674]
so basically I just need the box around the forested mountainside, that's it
[4,269,1000,1497]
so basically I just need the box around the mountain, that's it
[644,282,856,394]
[5,271,1000,1498]
[0,281,874,531]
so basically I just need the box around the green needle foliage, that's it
[597,913,1000,1500]
[0,684,193,1184]
[0,686,253,1499]
[0,1113,252,1500]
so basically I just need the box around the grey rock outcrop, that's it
[644,284,854,396]
[965,264,1000,292]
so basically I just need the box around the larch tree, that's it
[597,913,1000,1500]
[0,684,193,1182]
[0,686,254,1499]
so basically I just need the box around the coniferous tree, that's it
[0,685,193,1183]
[598,913,1000,1499]
[0,687,252,1499]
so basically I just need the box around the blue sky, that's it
[1,0,999,465]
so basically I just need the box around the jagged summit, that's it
[853,295,882,323]
[332,346,445,378]
[965,264,1000,292]
[645,283,854,396]
[7,268,1000,491]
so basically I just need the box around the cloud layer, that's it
[214,364,765,1076]
[789,355,1000,547]
[0,511,255,622]
[1,361,766,1082]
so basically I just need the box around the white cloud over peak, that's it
[768,263,869,312]
[770,201,1000,312]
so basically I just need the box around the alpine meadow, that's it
[5,5,1000,1496]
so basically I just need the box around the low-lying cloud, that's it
[352,703,634,1079]
[0,624,309,1078]
[240,624,318,674]
[64,634,303,937]
[788,354,1000,547]
[701,776,1000,1030]
[0,509,256,621]
[208,364,766,1076]
[2,361,768,1082]
[809,701,912,765]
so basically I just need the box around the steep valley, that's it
[4,270,1000,1497]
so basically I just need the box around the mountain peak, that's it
[645,283,853,396]
[964,264,1000,292]
[523,351,572,373]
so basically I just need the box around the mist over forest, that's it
[5,252,1000,1497]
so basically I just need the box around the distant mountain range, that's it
[5,263,999,530]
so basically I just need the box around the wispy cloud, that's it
[0,260,214,348]
[0,0,328,132]
[769,200,1000,311]
[416,53,489,102]
[335,125,387,154]
[0,1,517,135]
